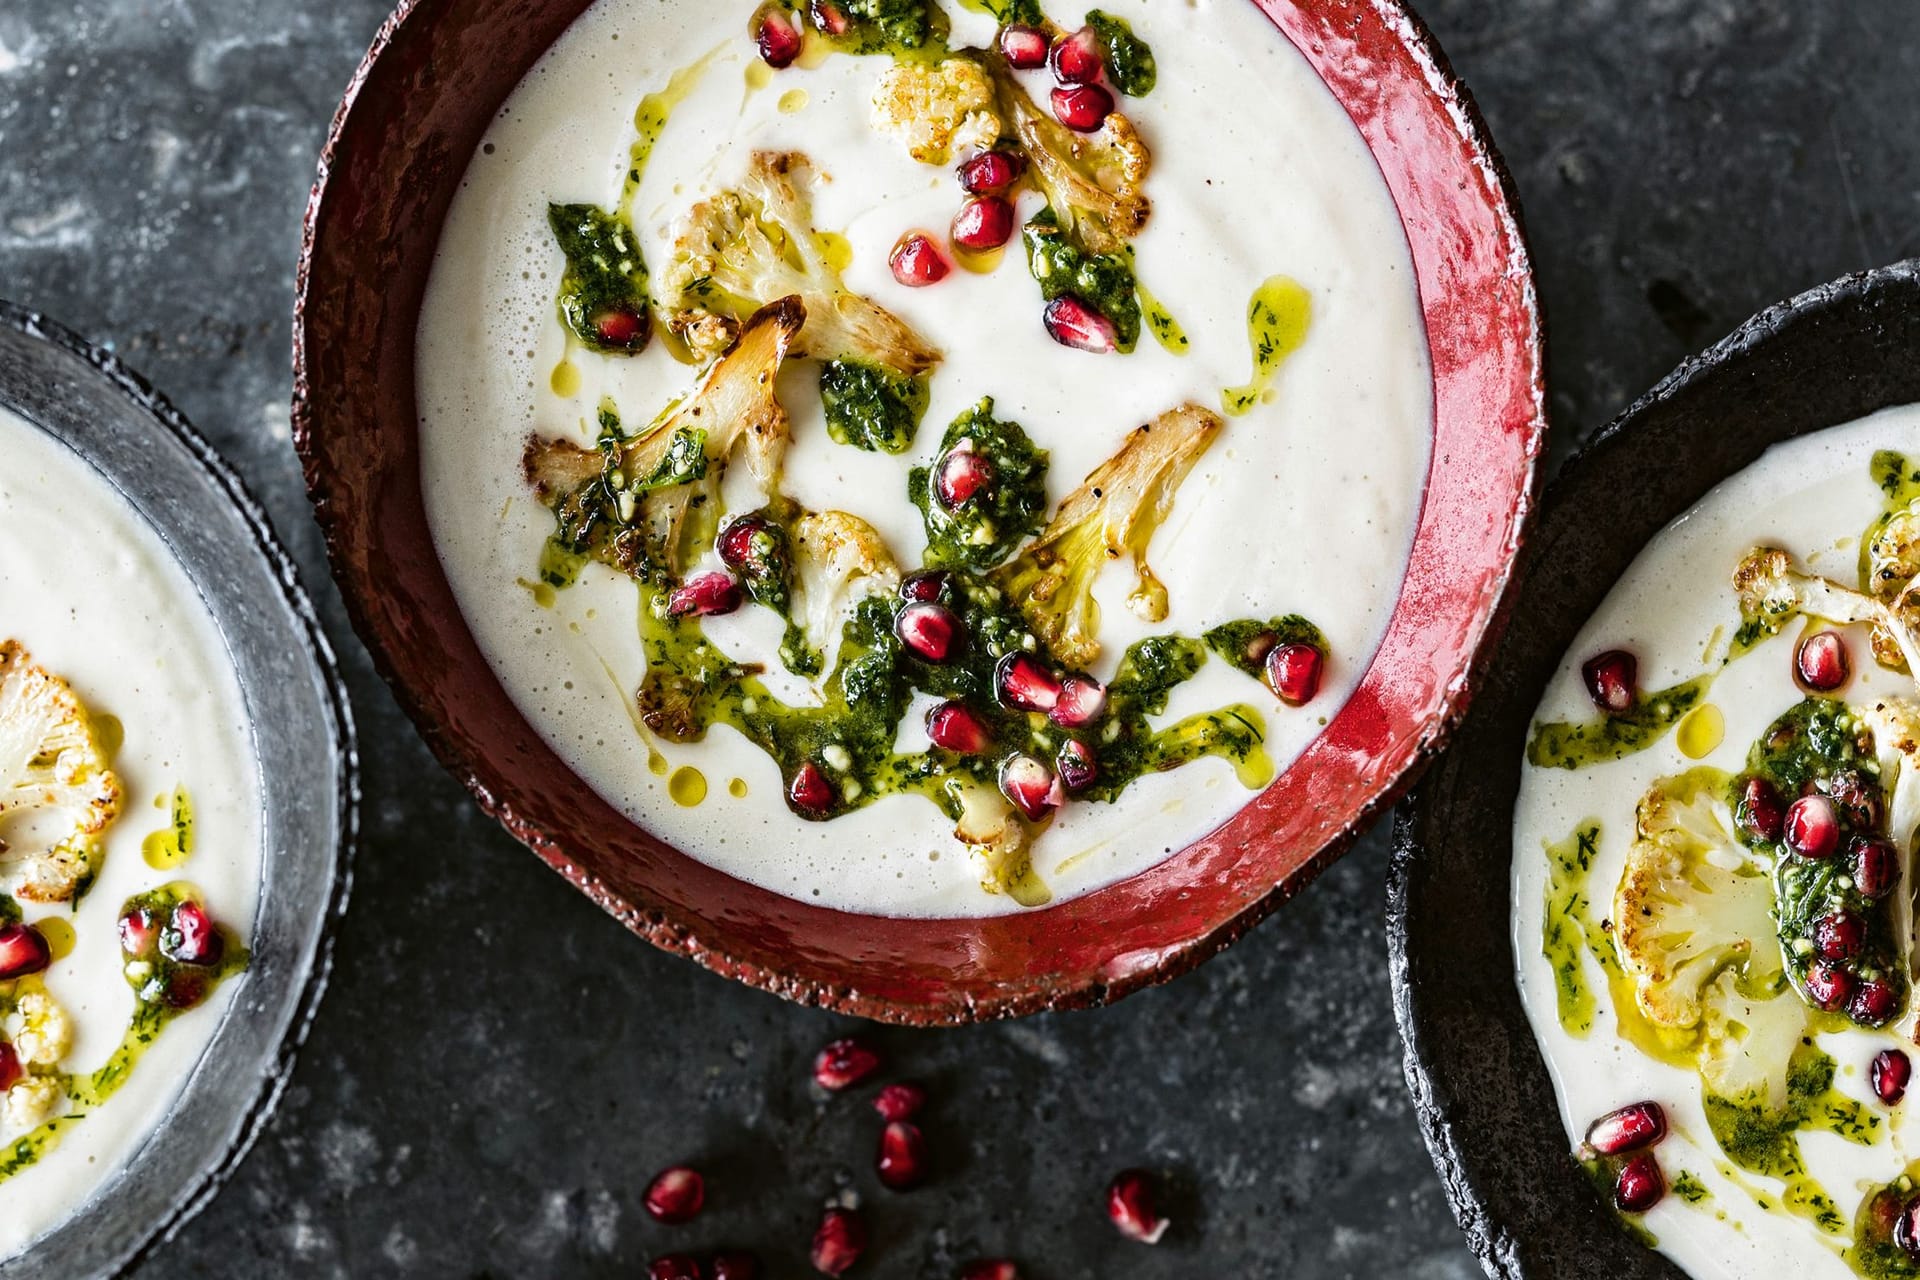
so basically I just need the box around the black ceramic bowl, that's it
[1388,259,1920,1278]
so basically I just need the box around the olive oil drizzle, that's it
[1223,276,1311,417]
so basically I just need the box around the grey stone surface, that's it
[0,0,1913,1275]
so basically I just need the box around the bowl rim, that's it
[295,0,1544,1024]
[0,301,361,1277]
[1387,256,1920,1279]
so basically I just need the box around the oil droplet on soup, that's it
[1677,703,1725,760]
[669,766,707,807]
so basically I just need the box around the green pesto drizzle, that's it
[1127,249,1189,356]
[1526,674,1712,770]
[1701,1043,1871,1235]
[1223,276,1312,417]
[1852,1164,1920,1278]
[1541,820,1606,1035]
[1860,448,1920,592]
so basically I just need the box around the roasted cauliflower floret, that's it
[525,298,803,583]
[1694,967,1809,1113]
[791,510,901,675]
[1867,498,1920,670]
[12,990,71,1067]
[871,57,1002,164]
[992,404,1220,669]
[0,642,121,905]
[1733,546,1920,673]
[987,54,1151,255]
[657,152,940,375]
[945,773,1050,907]
[1613,774,1780,1029]
[4,1075,63,1130]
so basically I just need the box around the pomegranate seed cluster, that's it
[1580,1101,1670,1215]
[116,889,243,1012]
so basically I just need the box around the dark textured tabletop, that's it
[2,1,1916,1276]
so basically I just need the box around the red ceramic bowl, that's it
[295,0,1544,1024]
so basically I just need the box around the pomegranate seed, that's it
[1242,629,1280,667]
[756,10,802,68]
[901,570,948,602]
[118,906,158,958]
[1815,910,1865,960]
[999,24,1050,69]
[644,1166,705,1224]
[877,1119,927,1190]
[163,900,224,966]
[593,306,647,350]
[1050,26,1104,84]
[1796,629,1850,691]
[710,1254,760,1280]
[1825,769,1884,830]
[718,515,778,576]
[789,762,837,816]
[951,196,1016,252]
[1855,837,1900,899]
[1804,959,1853,1011]
[958,150,1025,195]
[935,447,996,508]
[1056,738,1097,792]
[160,967,212,1010]
[1875,1049,1912,1104]
[1051,83,1114,131]
[1048,676,1108,727]
[1785,795,1840,859]
[1852,978,1899,1026]
[1898,1198,1920,1259]
[0,922,52,980]
[813,1038,881,1091]
[1580,649,1637,713]
[996,652,1061,713]
[927,702,993,754]
[999,753,1064,821]
[896,602,961,663]
[1106,1169,1169,1244]
[810,1206,867,1276]
[1737,776,1785,842]
[1613,1152,1665,1213]
[1584,1102,1667,1155]
[1042,296,1118,353]
[889,232,950,288]
[874,1081,927,1121]
[961,1264,1020,1280]
[1266,642,1325,707]
[649,1256,704,1280]
[667,572,744,619]
[809,0,849,36]
[0,1042,19,1091]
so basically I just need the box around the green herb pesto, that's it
[1086,10,1156,96]
[1852,1165,1920,1278]
[1703,1043,1870,1235]
[141,786,194,871]
[1542,821,1605,1035]
[909,397,1050,571]
[1670,1171,1710,1205]
[1860,448,1920,592]
[819,359,929,453]
[1526,674,1712,770]
[1203,616,1326,680]
[1223,276,1312,417]
[547,203,652,355]
[1023,208,1143,353]
[811,0,951,58]
[955,0,1045,25]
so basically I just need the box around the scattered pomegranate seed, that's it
[163,900,225,966]
[1106,1169,1169,1244]
[1265,642,1325,707]
[1051,83,1114,132]
[896,602,961,663]
[877,1119,928,1190]
[1056,738,1098,792]
[1804,959,1854,1012]
[951,196,1016,252]
[0,922,52,980]
[999,753,1064,822]
[999,24,1050,69]
[710,1254,760,1280]
[649,1256,704,1280]
[1852,978,1899,1026]
[161,967,213,1009]
[1737,776,1785,843]
[717,515,777,575]
[958,150,1025,195]
[1613,1152,1665,1213]
[1049,26,1104,84]
[756,9,802,68]
[889,233,950,288]
[667,573,744,620]
[0,1042,20,1092]
[1048,676,1108,728]
[810,1207,867,1276]
[874,1081,927,1121]
[935,447,996,508]
[1584,1101,1667,1155]
[1797,629,1851,691]
[996,652,1062,713]
[593,306,647,350]
[961,1264,1020,1280]
[1785,794,1840,859]
[927,702,993,755]
[809,0,850,36]
[789,762,837,816]
[813,1038,881,1091]
[1580,649,1637,713]
[1898,1198,1920,1260]
[1815,910,1866,961]
[644,1166,705,1224]
[901,570,948,602]
[118,906,158,958]
[1825,769,1884,830]
[1241,629,1280,667]
[1855,837,1900,899]
[1042,296,1118,353]
[1875,1049,1912,1104]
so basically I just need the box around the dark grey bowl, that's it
[1388,259,1920,1278]
[0,303,357,1278]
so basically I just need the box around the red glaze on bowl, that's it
[294,0,1544,1023]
